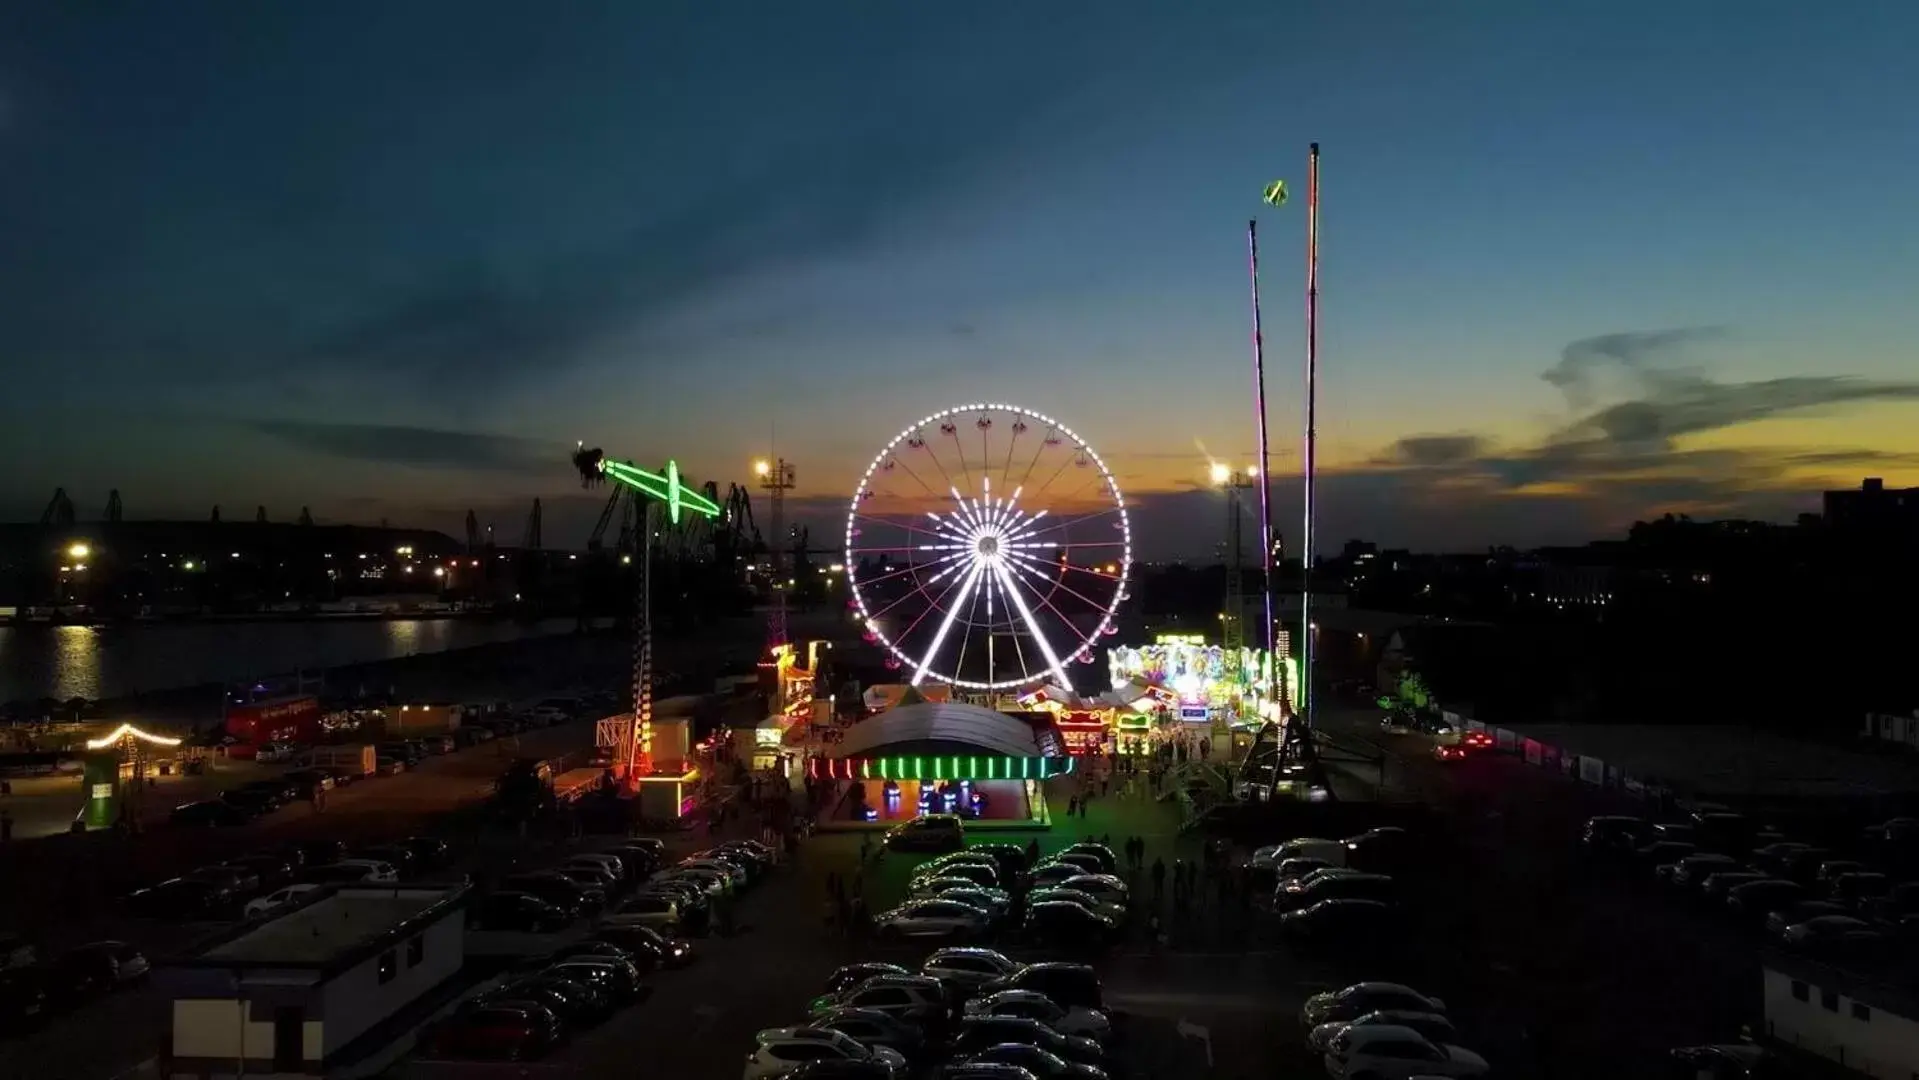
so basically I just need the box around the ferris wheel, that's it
[845,403,1132,691]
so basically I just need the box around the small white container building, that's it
[156,884,468,1078]
[1763,956,1919,1078]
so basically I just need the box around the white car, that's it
[679,858,749,888]
[1029,887,1126,924]
[872,899,995,940]
[1255,838,1348,869]
[665,867,731,897]
[1302,983,1447,1028]
[964,989,1111,1042]
[245,884,321,919]
[569,852,628,883]
[744,1027,905,1079]
[922,947,1025,989]
[1029,863,1083,890]
[333,859,397,883]
[1058,874,1129,908]
[925,886,1013,919]
[1324,1023,1488,1078]
[1309,1010,1457,1052]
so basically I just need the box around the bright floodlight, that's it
[1209,462,1232,486]
[67,542,89,559]
[845,403,1131,691]
[754,459,772,477]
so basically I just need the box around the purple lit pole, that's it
[1247,220,1278,688]
[1301,142,1321,747]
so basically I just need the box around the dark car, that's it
[1829,872,1891,907]
[1022,902,1117,950]
[965,1042,1107,1080]
[421,1002,560,1061]
[169,800,250,827]
[1275,872,1396,911]
[469,892,570,933]
[1057,844,1119,875]
[952,1017,1103,1067]
[1277,898,1403,945]
[1582,815,1648,854]
[1726,879,1806,920]
[402,836,451,869]
[593,924,692,968]
[1342,827,1415,873]
[46,941,150,1003]
[502,872,601,916]
[982,963,1103,1011]
[812,1006,929,1057]
[0,968,50,1033]
[1666,1043,1796,1078]
[483,976,612,1026]
[354,845,418,877]
[1636,840,1698,869]
[293,839,347,867]
[545,957,645,1004]
[885,814,966,853]
[825,962,914,996]
[223,853,296,890]
[531,940,644,972]
[782,1061,903,1080]
[125,878,231,920]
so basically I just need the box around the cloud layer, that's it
[1369,328,1919,533]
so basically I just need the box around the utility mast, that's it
[755,458,796,650]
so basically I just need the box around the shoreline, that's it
[71,617,771,730]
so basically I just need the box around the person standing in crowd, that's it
[1151,856,1167,904]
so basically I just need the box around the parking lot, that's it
[0,714,598,1080]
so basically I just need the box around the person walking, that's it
[1150,856,1166,904]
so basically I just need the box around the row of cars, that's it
[125,833,449,921]
[875,839,1135,951]
[420,837,779,1062]
[1585,808,1919,965]
[747,947,1118,1080]
[418,922,691,1062]
[1237,826,1496,1077]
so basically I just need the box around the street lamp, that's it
[66,542,90,560]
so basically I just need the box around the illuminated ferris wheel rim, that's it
[843,402,1133,691]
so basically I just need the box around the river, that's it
[0,618,586,703]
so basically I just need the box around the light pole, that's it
[1209,463,1257,653]
[755,458,797,653]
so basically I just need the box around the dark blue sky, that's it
[4,2,1916,555]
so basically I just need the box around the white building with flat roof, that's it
[156,884,468,1078]
[1764,955,1919,1078]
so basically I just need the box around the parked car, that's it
[419,1001,560,1061]
[245,883,323,919]
[469,892,571,933]
[884,814,966,853]
[1323,1023,1488,1078]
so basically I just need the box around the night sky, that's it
[4,2,1916,558]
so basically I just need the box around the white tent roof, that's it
[836,701,1047,758]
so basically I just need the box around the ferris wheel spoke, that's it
[988,560,1070,688]
[854,549,968,592]
[1003,549,1120,629]
[947,427,973,499]
[1016,426,1056,489]
[910,562,984,686]
[999,425,1023,488]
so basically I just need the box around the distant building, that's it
[156,884,468,1078]
[1763,956,1919,1078]
[1825,478,1919,539]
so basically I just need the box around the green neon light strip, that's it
[855,755,1077,781]
[601,460,722,524]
